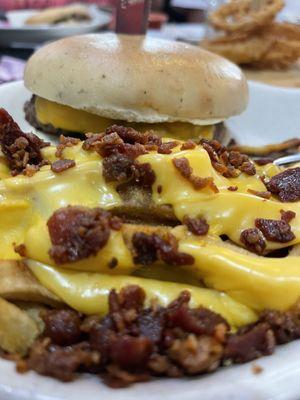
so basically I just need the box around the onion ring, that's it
[209,0,284,34]
[201,34,273,64]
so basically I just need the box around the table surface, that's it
[243,60,300,88]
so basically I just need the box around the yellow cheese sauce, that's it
[27,260,257,328]
[35,96,214,140]
[0,137,299,316]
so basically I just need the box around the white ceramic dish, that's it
[0,80,300,400]
[0,7,111,47]
[227,80,300,145]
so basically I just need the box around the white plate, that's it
[227,81,300,146]
[0,81,300,400]
[0,7,111,46]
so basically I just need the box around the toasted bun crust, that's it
[24,33,248,124]
[25,4,90,25]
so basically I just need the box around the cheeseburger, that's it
[24,33,248,140]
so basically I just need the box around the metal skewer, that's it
[273,153,300,166]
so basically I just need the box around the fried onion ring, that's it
[201,34,273,64]
[201,22,300,70]
[209,0,284,34]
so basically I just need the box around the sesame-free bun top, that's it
[24,33,248,125]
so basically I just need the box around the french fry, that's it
[0,297,39,356]
[0,260,61,306]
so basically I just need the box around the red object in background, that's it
[116,0,150,34]
[148,12,167,29]
[0,0,116,11]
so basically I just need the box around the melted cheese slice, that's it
[27,260,257,328]
[35,97,214,140]
[179,235,300,311]
[0,139,299,314]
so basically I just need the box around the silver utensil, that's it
[273,153,300,166]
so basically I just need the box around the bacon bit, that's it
[0,108,49,175]
[55,136,80,158]
[227,186,238,191]
[251,363,263,374]
[132,232,194,266]
[157,184,163,194]
[224,323,275,363]
[157,141,178,154]
[255,218,295,243]
[265,168,300,202]
[108,257,118,269]
[103,154,156,188]
[23,163,41,177]
[16,286,300,388]
[47,206,122,264]
[183,216,209,236]
[83,125,161,159]
[172,157,218,192]
[14,243,27,257]
[201,139,256,178]
[247,189,271,199]
[180,140,196,151]
[109,216,123,231]
[41,309,82,346]
[280,210,296,224]
[255,158,274,166]
[240,228,266,255]
[51,159,76,173]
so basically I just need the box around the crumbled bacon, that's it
[42,310,82,346]
[280,210,296,224]
[168,334,223,374]
[0,108,49,175]
[224,323,275,363]
[18,287,300,388]
[240,228,266,255]
[247,189,271,199]
[201,139,256,178]
[172,157,218,192]
[108,257,118,269]
[255,218,295,243]
[51,159,76,173]
[14,243,27,257]
[227,186,238,191]
[83,125,161,159]
[103,155,155,188]
[105,125,161,147]
[183,216,209,236]
[166,291,228,338]
[25,339,100,382]
[259,308,300,344]
[23,163,43,177]
[157,141,178,154]
[132,232,194,266]
[265,168,300,202]
[83,126,157,190]
[180,140,196,151]
[55,135,80,158]
[47,206,122,264]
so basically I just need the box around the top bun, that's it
[24,33,248,125]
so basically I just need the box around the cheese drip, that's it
[35,96,214,140]
[0,140,299,313]
[27,260,257,328]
